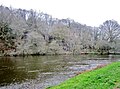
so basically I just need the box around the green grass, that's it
[48,62,120,89]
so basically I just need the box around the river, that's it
[0,55,119,89]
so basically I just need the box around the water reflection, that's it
[0,57,39,86]
[0,55,119,89]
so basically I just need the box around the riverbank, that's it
[48,62,120,89]
[0,52,120,57]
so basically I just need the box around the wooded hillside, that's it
[0,5,120,56]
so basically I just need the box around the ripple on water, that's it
[0,55,119,89]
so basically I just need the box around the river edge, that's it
[74,63,107,76]
[47,63,109,89]
[0,55,119,89]
[0,52,120,57]
[48,62,120,89]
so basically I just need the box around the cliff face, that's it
[0,6,120,56]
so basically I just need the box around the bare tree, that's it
[99,20,120,43]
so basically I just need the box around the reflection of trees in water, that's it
[0,57,38,86]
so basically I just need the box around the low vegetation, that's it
[48,62,120,89]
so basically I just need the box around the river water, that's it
[0,55,119,89]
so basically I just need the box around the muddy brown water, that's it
[0,55,119,89]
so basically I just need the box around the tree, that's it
[99,20,120,43]
[0,22,16,54]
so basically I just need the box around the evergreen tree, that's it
[0,22,16,53]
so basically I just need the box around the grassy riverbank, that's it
[48,62,120,89]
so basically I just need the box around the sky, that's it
[0,0,120,26]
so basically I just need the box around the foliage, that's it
[0,22,16,53]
